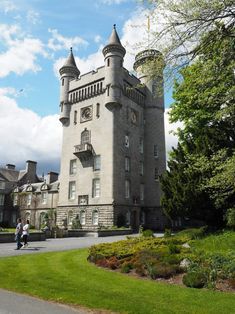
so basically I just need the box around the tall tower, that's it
[134,50,166,228]
[59,48,80,125]
[56,27,166,231]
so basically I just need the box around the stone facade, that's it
[57,26,166,231]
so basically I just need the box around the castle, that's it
[56,25,166,231]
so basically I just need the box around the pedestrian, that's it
[15,218,23,250]
[22,219,30,248]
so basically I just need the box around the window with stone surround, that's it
[140,138,144,154]
[154,144,158,158]
[41,192,47,204]
[94,155,101,171]
[125,180,130,199]
[13,194,18,206]
[140,184,144,201]
[78,195,88,205]
[126,210,131,225]
[125,135,129,148]
[80,210,86,225]
[68,210,73,225]
[154,168,159,181]
[0,194,4,206]
[27,194,32,206]
[125,157,130,172]
[92,210,99,225]
[68,181,76,200]
[140,161,144,176]
[92,179,100,198]
[74,110,77,124]
[70,159,77,175]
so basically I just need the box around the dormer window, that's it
[41,183,49,191]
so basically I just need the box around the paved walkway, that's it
[0,234,142,258]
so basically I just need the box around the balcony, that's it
[74,143,94,160]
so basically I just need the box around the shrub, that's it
[121,262,133,273]
[107,256,119,269]
[164,229,171,238]
[226,208,235,229]
[177,227,207,240]
[168,243,180,254]
[183,271,207,288]
[142,229,154,238]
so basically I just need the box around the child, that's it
[22,219,30,248]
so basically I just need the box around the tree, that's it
[160,28,235,227]
[143,0,235,78]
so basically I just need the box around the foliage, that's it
[160,27,235,227]
[143,0,235,80]
[142,229,154,237]
[176,227,207,240]
[226,208,235,229]
[183,271,207,288]
[164,229,171,238]
[71,215,81,229]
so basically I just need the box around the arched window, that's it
[92,210,99,225]
[80,210,86,225]
[68,210,73,225]
[81,129,90,144]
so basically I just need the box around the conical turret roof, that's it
[59,47,80,77]
[102,25,126,57]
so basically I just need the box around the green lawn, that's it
[0,249,234,314]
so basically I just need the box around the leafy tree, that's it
[160,27,235,227]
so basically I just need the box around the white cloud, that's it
[27,9,40,25]
[0,0,18,14]
[0,23,47,77]
[0,88,62,166]
[48,29,88,52]
[94,35,102,43]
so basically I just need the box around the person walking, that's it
[15,218,23,250]
[22,219,30,248]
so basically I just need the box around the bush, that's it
[226,208,235,229]
[164,229,171,238]
[183,271,207,288]
[142,229,154,238]
[168,243,180,254]
[176,226,207,240]
[121,262,133,273]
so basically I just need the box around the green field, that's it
[0,247,234,314]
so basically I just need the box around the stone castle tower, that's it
[57,25,166,230]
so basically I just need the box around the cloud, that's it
[99,0,128,4]
[0,88,62,172]
[94,35,102,43]
[48,29,88,52]
[0,0,18,14]
[0,23,47,77]
[27,9,40,25]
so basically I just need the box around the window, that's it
[125,135,129,148]
[0,194,4,206]
[69,181,76,200]
[93,179,100,198]
[154,144,158,158]
[74,110,77,124]
[140,184,144,201]
[39,212,46,228]
[140,211,146,225]
[78,195,88,205]
[41,192,47,204]
[81,129,90,144]
[140,161,144,176]
[94,155,101,171]
[70,159,77,175]
[125,180,130,199]
[27,194,32,206]
[139,138,144,154]
[92,210,99,225]
[0,181,5,189]
[107,58,110,67]
[125,157,130,172]
[0,211,3,222]
[96,103,100,118]
[60,102,63,112]
[154,168,159,181]
[80,210,86,225]
[68,210,73,225]
[126,210,131,225]
[62,78,64,86]
[13,194,18,206]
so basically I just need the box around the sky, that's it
[0,0,179,175]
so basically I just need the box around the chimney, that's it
[25,160,37,183]
[46,172,59,184]
[6,164,15,170]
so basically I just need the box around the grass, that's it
[0,249,234,314]
[0,228,41,233]
[191,231,235,253]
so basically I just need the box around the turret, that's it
[133,49,164,108]
[102,25,126,110]
[59,48,80,124]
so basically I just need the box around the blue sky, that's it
[0,0,176,175]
